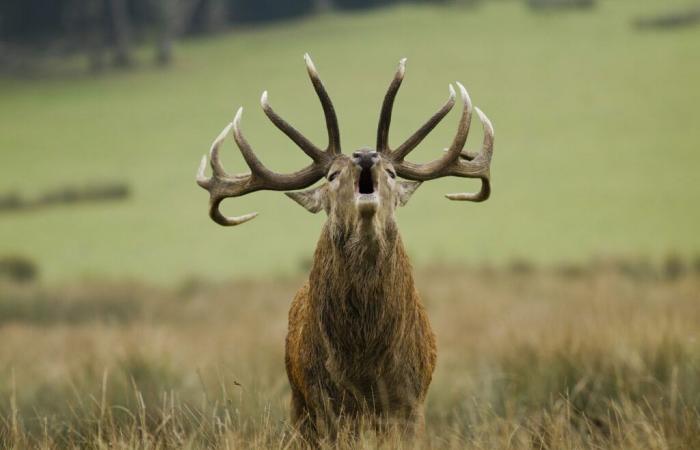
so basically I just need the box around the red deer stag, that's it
[196,55,494,442]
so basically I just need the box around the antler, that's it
[376,59,495,202]
[196,54,339,226]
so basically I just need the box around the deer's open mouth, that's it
[358,166,375,195]
[355,166,378,212]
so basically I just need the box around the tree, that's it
[106,0,133,67]
[152,0,200,65]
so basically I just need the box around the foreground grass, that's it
[1,0,700,282]
[1,265,699,448]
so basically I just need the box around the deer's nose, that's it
[352,151,378,169]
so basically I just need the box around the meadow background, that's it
[1,0,700,448]
[1,0,699,282]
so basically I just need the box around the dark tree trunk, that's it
[63,0,107,73]
[152,0,200,66]
[314,0,332,12]
[154,0,174,66]
[188,0,227,34]
[107,0,133,67]
[86,0,107,73]
[203,0,227,32]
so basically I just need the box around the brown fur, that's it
[284,154,437,443]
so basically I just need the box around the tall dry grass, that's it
[0,263,699,449]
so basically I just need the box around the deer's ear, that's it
[397,180,421,207]
[285,185,327,214]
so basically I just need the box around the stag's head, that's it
[284,148,420,241]
[196,54,494,244]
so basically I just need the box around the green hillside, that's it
[1,0,699,283]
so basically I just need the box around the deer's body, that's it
[196,54,494,443]
[286,225,436,437]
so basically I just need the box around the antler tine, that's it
[196,120,260,226]
[232,107,285,183]
[196,121,232,189]
[304,53,341,154]
[393,82,473,180]
[209,198,260,226]
[260,91,325,162]
[198,159,259,225]
[445,177,491,202]
[448,106,493,177]
[376,58,406,153]
[196,155,209,187]
[445,107,494,202]
[444,82,474,164]
[391,84,456,162]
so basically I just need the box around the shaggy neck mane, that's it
[309,220,414,301]
[307,221,420,372]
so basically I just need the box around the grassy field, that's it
[1,0,699,283]
[0,265,699,448]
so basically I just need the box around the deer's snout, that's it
[352,151,379,170]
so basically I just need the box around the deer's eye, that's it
[328,171,340,182]
[386,169,396,179]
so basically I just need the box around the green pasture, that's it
[1,0,699,283]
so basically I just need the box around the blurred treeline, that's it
[0,0,473,72]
